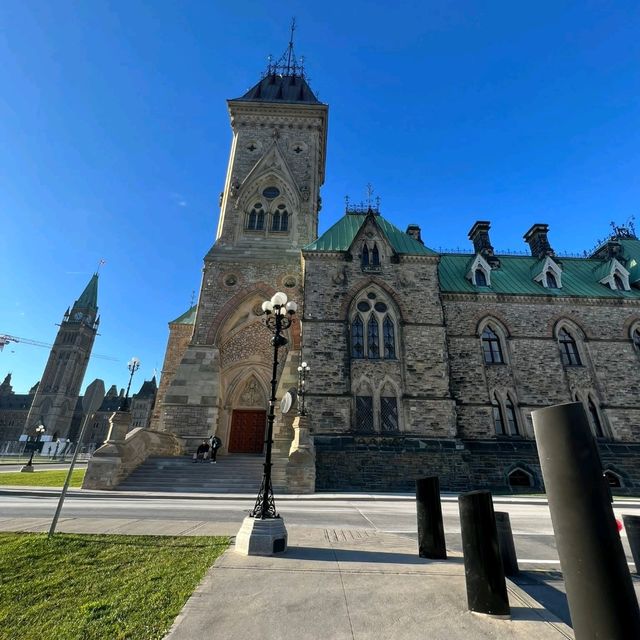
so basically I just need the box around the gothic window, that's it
[246,203,265,230]
[588,398,605,438]
[603,470,622,488]
[632,328,640,352]
[546,272,559,288]
[558,328,581,366]
[493,399,506,436]
[367,315,380,359]
[355,396,374,432]
[271,204,289,232]
[383,316,396,359]
[351,316,364,358]
[362,245,369,267]
[505,399,519,436]
[614,273,625,291]
[508,468,533,487]
[372,244,380,266]
[475,269,487,287]
[380,397,399,432]
[481,327,503,364]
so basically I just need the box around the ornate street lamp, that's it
[249,291,297,521]
[297,361,310,416]
[119,357,140,412]
[21,423,46,472]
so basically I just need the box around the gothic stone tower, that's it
[158,49,328,457]
[23,275,99,439]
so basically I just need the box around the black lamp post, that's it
[250,291,297,520]
[297,361,310,416]
[119,356,140,412]
[23,424,46,469]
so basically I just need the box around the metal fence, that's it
[0,440,97,463]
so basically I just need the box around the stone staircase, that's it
[116,454,265,493]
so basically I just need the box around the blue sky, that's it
[1,1,639,393]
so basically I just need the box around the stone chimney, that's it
[524,223,554,259]
[468,221,500,266]
[606,240,622,261]
[406,224,423,245]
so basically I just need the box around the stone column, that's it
[105,411,131,443]
[287,414,315,493]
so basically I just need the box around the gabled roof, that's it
[73,274,98,311]
[232,74,320,104]
[439,253,640,298]
[304,213,436,256]
[170,305,197,325]
[135,377,157,397]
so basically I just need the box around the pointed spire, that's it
[73,274,99,311]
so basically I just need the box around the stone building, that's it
[153,44,640,493]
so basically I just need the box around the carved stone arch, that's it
[476,316,511,339]
[206,283,277,345]
[233,373,269,409]
[505,464,537,489]
[603,466,626,488]
[551,317,587,341]
[625,317,640,350]
[341,278,407,321]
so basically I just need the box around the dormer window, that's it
[598,258,630,291]
[467,254,492,287]
[361,243,381,271]
[533,256,562,289]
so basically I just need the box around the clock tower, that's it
[23,274,100,440]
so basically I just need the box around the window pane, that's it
[381,397,399,432]
[588,400,604,437]
[355,396,374,432]
[256,211,264,230]
[506,402,519,435]
[351,316,364,358]
[271,211,280,231]
[372,244,380,266]
[367,315,379,359]
[493,404,505,435]
[280,211,288,231]
[475,269,487,286]
[559,329,581,366]
[362,245,369,267]
[546,272,558,288]
[482,327,503,364]
[383,316,395,359]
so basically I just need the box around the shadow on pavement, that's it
[512,571,572,627]
[280,545,465,565]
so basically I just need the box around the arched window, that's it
[546,272,558,288]
[380,396,399,432]
[632,328,640,352]
[603,470,622,488]
[481,326,503,364]
[367,315,380,359]
[271,204,289,232]
[383,316,396,359]
[362,245,369,267]
[372,244,380,266]
[588,398,604,438]
[246,203,265,230]
[558,328,581,366]
[613,273,625,290]
[355,395,374,432]
[505,399,519,435]
[508,468,533,487]
[351,316,364,358]
[493,398,506,435]
[475,269,487,286]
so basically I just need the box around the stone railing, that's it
[82,411,183,490]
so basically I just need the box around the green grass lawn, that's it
[0,469,86,487]
[0,533,228,640]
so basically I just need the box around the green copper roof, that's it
[170,305,197,325]
[73,274,98,311]
[304,213,436,255]
[439,251,640,299]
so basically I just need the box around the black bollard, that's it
[622,515,640,575]
[495,511,519,576]
[459,490,510,617]
[415,477,447,559]
[532,402,640,639]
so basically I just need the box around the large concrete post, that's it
[495,512,519,576]
[532,402,640,639]
[415,477,447,559]
[622,515,640,575]
[458,490,510,617]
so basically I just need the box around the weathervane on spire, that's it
[265,18,305,78]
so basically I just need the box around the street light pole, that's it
[250,292,297,520]
[21,424,45,472]
[119,357,140,412]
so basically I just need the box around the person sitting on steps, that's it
[193,440,210,463]
[209,435,222,464]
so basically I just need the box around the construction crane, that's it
[0,334,120,362]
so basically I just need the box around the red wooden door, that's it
[228,410,266,453]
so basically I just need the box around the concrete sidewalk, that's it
[165,527,574,640]
[0,515,575,637]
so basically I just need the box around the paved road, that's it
[1,492,638,570]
